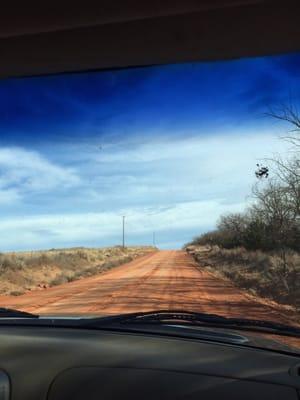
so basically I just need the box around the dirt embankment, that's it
[186,245,300,315]
[0,246,156,296]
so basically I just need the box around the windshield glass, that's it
[0,52,299,349]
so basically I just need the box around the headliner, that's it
[0,0,300,77]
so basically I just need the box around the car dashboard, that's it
[0,325,300,400]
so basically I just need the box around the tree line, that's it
[191,106,300,255]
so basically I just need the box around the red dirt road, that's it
[0,250,298,325]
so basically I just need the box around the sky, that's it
[0,52,299,251]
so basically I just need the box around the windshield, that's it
[0,52,299,350]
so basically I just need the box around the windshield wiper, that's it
[0,307,38,318]
[81,310,300,337]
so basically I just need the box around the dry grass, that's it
[0,246,156,296]
[187,245,300,311]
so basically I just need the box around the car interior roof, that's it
[0,0,300,78]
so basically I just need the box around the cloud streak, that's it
[0,147,80,204]
[0,199,245,251]
[0,128,291,250]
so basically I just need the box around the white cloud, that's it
[70,128,290,209]
[89,128,287,165]
[0,189,20,204]
[0,199,246,251]
[0,128,290,249]
[0,147,80,204]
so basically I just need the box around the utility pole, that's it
[122,216,125,248]
[153,231,156,247]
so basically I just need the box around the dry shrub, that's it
[10,290,25,296]
[190,246,300,309]
[0,246,155,295]
[49,275,69,286]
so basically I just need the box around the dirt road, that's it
[0,250,298,325]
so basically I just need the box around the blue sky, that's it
[0,52,299,251]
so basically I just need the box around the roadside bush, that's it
[0,246,155,295]
[189,245,300,309]
[49,275,69,287]
[10,290,25,296]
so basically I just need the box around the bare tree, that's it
[266,104,300,232]
[266,104,300,148]
[218,213,248,247]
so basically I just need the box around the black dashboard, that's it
[0,326,300,399]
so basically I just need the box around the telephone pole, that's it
[122,216,125,248]
[153,231,156,247]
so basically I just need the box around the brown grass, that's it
[0,246,156,296]
[187,245,300,311]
